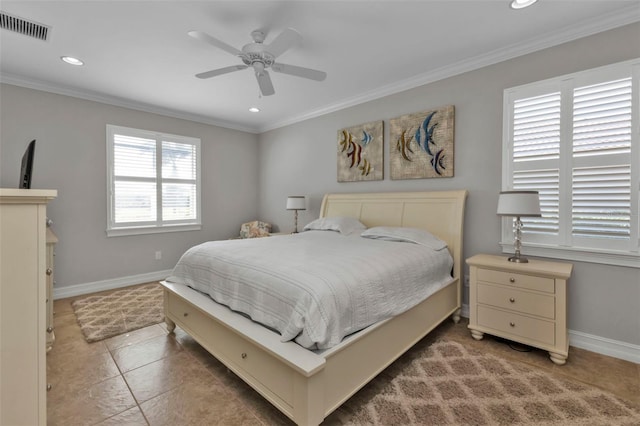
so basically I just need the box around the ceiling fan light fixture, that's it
[61,56,84,66]
[249,107,260,113]
[189,27,326,96]
[510,0,538,9]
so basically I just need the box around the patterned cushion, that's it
[240,221,272,238]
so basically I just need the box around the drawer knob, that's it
[509,322,515,327]
[46,268,53,276]
[47,327,54,333]
[47,384,52,391]
[509,277,515,283]
[241,352,247,359]
[509,297,515,303]
[183,312,189,317]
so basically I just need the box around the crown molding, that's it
[260,5,640,133]
[2,5,638,135]
[0,73,261,134]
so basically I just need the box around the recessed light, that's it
[61,56,84,66]
[249,107,260,113]
[510,0,538,9]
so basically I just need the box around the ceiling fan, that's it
[189,28,327,96]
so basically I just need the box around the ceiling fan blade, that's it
[255,70,275,96]
[196,65,248,79]
[266,28,301,58]
[188,31,241,56]
[271,62,327,81]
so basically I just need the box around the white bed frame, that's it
[161,190,467,425]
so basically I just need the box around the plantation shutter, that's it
[511,91,561,239]
[571,78,632,241]
[113,133,157,224]
[108,125,201,235]
[161,141,198,222]
[503,60,638,261]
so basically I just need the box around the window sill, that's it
[107,223,201,237]
[499,242,639,268]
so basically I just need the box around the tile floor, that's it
[48,284,640,425]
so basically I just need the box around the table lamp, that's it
[286,196,306,233]
[497,190,541,263]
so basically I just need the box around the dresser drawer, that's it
[477,284,555,319]
[477,305,555,346]
[168,293,294,406]
[477,268,554,293]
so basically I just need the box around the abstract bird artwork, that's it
[390,106,455,179]
[337,120,383,182]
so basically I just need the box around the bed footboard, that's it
[162,281,327,425]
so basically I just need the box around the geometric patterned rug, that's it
[71,283,164,343]
[328,339,640,426]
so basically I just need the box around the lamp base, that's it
[508,255,529,263]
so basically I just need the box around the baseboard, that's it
[460,303,639,364]
[53,269,173,300]
[569,330,640,364]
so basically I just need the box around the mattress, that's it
[167,230,453,349]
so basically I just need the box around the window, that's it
[107,125,201,236]
[502,59,639,267]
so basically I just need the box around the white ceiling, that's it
[1,1,639,133]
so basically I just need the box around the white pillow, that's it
[361,226,448,250]
[303,217,366,236]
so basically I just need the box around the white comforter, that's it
[167,231,453,349]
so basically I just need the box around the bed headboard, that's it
[319,190,468,282]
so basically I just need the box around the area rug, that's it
[72,283,164,343]
[323,339,640,426]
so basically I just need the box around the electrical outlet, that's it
[155,251,162,260]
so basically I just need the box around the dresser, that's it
[0,189,57,426]
[466,254,573,365]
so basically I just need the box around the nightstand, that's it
[466,254,573,365]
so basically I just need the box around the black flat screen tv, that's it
[19,140,36,189]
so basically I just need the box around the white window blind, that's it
[503,59,639,267]
[107,125,201,236]
[571,78,632,241]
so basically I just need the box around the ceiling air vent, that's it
[0,11,50,41]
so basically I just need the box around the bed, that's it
[161,190,467,425]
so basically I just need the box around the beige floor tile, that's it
[140,373,261,426]
[47,350,121,399]
[53,297,75,316]
[95,406,149,426]
[104,324,168,352]
[47,335,108,364]
[112,333,184,373]
[123,351,214,403]
[47,375,137,426]
[52,319,86,345]
[54,311,81,328]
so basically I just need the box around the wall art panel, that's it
[337,120,383,182]
[390,105,454,179]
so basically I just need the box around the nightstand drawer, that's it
[477,268,554,293]
[477,305,555,346]
[477,284,555,319]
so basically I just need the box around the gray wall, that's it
[0,85,259,288]
[257,23,640,346]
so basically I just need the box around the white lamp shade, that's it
[286,196,306,211]
[497,191,541,217]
